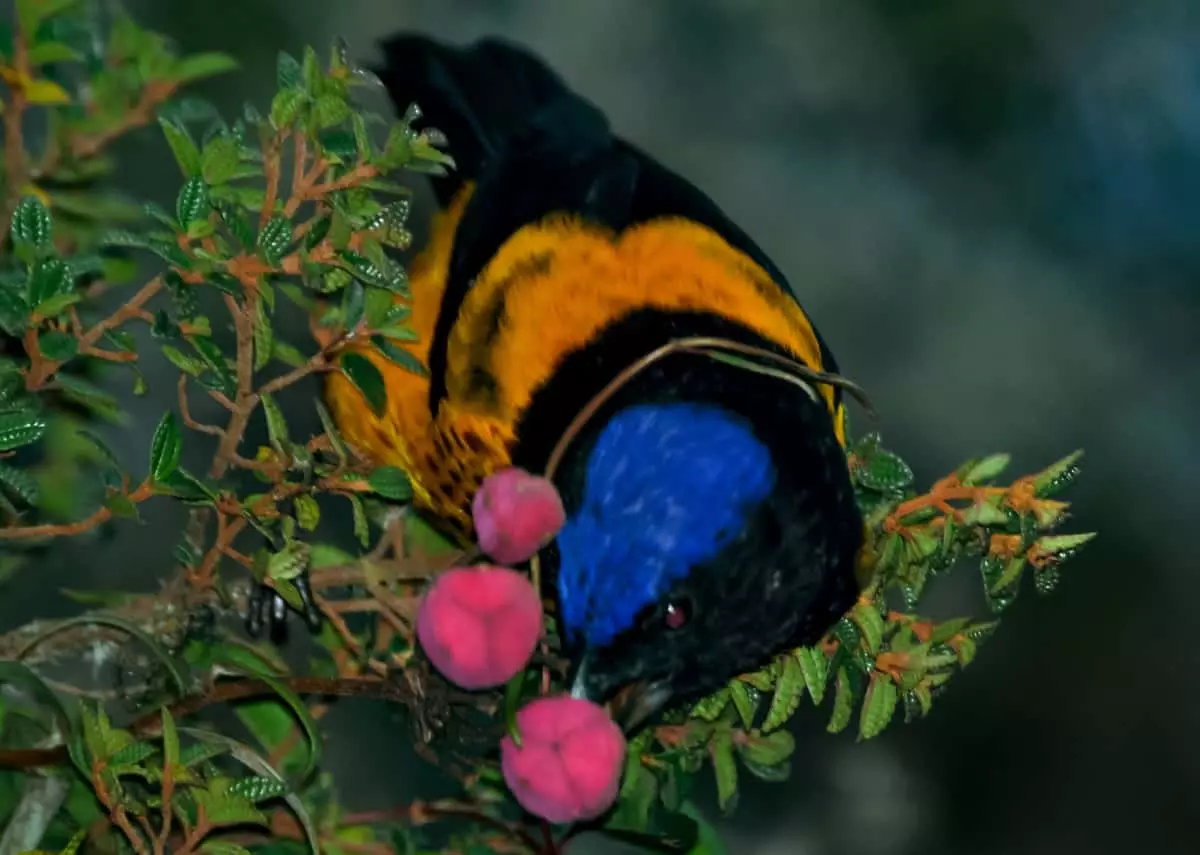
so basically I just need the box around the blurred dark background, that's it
[4,1,1198,853]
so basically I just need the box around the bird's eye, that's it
[664,599,692,630]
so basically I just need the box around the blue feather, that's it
[556,403,776,646]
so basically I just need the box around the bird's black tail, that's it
[375,34,609,204]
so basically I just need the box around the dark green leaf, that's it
[312,94,351,129]
[341,279,364,331]
[158,117,202,177]
[0,287,29,335]
[859,675,898,740]
[858,448,913,493]
[710,729,738,814]
[10,196,53,258]
[276,51,302,90]
[736,730,794,767]
[228,776,289,802]
[366,465,411,501]
[149,411,182,482]
[258,216,292,265]
[727,681,757,729]
[0,412,47,451]
[253,298,272,371]
[260,392,289,450]
[176,176,210,227]
[201,134,240,185]
[763,655,804,732]
[0,460,38,505]
[270,86,308,128]
[27,257,71,306]
[349,493,369,548]
[172,51,238,83]
[210,650,322,782]
[37,329,77,361]
[293,494,320,531]
[339,352,386,415]
[371,335,425,377]
[827,667,855,734]
[268,540,310,582]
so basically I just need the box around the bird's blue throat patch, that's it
[555,402,776,647]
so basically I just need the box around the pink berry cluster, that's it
[414,467,627,824]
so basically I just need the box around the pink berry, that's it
[500,695,626,824]
[416,565,542,690]
[473,467,566,565]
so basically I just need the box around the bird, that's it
[317,34,866,732]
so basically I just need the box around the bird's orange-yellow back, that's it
[324,185,845,539]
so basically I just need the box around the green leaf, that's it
[827,667,854,734]
[200,843,254,855]
[858,675,898,740]
[227,775,289,802]
[149,411,182,482]
[268,540,310,582]
[690,689,730,722]
[110,742,158,766]
[294,494,320,531]
[851,602,885,654]
[1033,450,1084,497]
[211,651,322,783]
[312,94,351,129]
[176,175,210,227]
[161,706,180,769]
[960,453,1011,485]
[727,681,757,730]
[29,291,80,319]
[172,52,239,83]
[10,196,53,258]
[341,279,365,331]
[17,0,79,38]
[37,329,77,361]
[736,729,795,767]
[0,412,46,451]
[709,729,738,815]
[0,460,38,505]
[796,646,829,705]
[857,448,913,492]
[276,51,302,90]
[270,86,308,128]
[258,216,292,264]
[339,352,386,415]
[349,493,369,548]
[161,344,206,376]
[253,297,272,372]
[27,258,71,307]
[158,117,202,177]
[0,287,29,335]
[261,393,289,450]
[762,655,804,732]
[201,134,240,185]
[372,335,426,377]
[27,41,82,65]
[366,466,411,501]
[608,749,658,832]
[192,787,268,828]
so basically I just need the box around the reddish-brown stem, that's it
[0,479,155,540]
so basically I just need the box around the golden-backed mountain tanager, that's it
[254,34,865,732]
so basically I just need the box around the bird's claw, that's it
[245,572,324,641]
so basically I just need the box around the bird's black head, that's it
[516,311,864,733]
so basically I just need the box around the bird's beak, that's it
[571,654,674,735]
